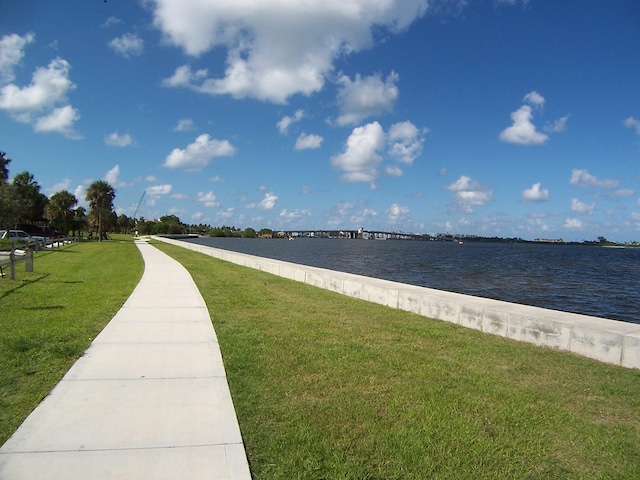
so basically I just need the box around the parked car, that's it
[0,229,42,245]
[14,224,63,239]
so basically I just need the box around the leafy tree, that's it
[85,180,115,241]
[157,215,184,234]
[116,214,135,234]
[12,171,48,223]
[45,190,78,234]
[244,227,257,238]
[0,152,10,183]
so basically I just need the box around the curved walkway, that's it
[0,239,251,479]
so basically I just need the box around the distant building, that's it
[534,238,564,244]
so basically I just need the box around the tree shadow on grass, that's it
[0,273,50,301]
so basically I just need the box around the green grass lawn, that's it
[154,241,640,480]
[0,236,143,445]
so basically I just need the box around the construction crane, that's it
[133,190,145,220]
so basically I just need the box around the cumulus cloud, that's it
[34,105,81,138]
[569,169,618,189]
[387,120,425,165]
[279,208,311,221]
[499,104,548,145]
[564,218,583,229]
[0,35,81,138]
[624,116,640,135]
[544,115,569,133]
[105,132,134,147]
[163,134,236,171]
[277,109,304,135]
[247,188,279,210]
[613,189,635,198]
[108,33,144,58]
[331,120,425,185]
[0,58,74,112]
[523,90,545,107]
[0,32,35,84]
[386,203,409,225]
[335,71,399,126]
[500,91,568,145]
[294,132,323,150]
[522,182,549,202]
[447,175,492,213]
[173,118,195,131]
[104,165,122,186]
[146,184,172,196]
[197,191,220,207]
[152,0,428,103]
[331,121,385,185]
[571,198,595,215]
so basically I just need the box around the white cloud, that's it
[152,0,428,103]
[146,184,172,196]
[279,208,311,221]
[0,32,35,84]
[104,165,121,186]
[33,105,81,138]
[544,115,569,133]
[335,71,399,126]
[447,175,492,213]
[499,104,548,145]
[277,109,304,135]
[523,90,545,107]
[105,131,133,147]
[613,189,635,198]
[108,33,144,58]
[522,182,549,202]
[74,184,86,204]
[173,118,196,131]
[501,91,568,145]
[571,198,595,215]
[387,120,425,165]
[197,191,220,207]
[624,116,640,135]
[247,189,279,210]
[0,58,74,112]
[386,203,409,225]
[294,132,323,150]
[46,178,71,196]
[569,169,618,189]
[564,218,583,229]
[331,121,385,184]
[162,65,208,88]
[102,17,124,28]
[0,45,80,138]
[260,192,278,210]
[385,165,403,176]
[163,134,236,171]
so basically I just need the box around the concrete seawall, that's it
[155,236,640,369]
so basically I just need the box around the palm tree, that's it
[12,171,48,223]
[85,180,115,241]
[45,190,78,235]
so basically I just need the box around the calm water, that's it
[185,237,640,324]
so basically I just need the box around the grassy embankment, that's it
[153,240,640,480]
[0,236,143,445]
[1,237,638,478]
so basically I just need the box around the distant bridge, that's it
[278,230,464,241]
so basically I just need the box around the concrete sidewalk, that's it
[0,240,251,479]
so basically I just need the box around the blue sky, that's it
[1,0,639,241]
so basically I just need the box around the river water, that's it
[184,237,640,325]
